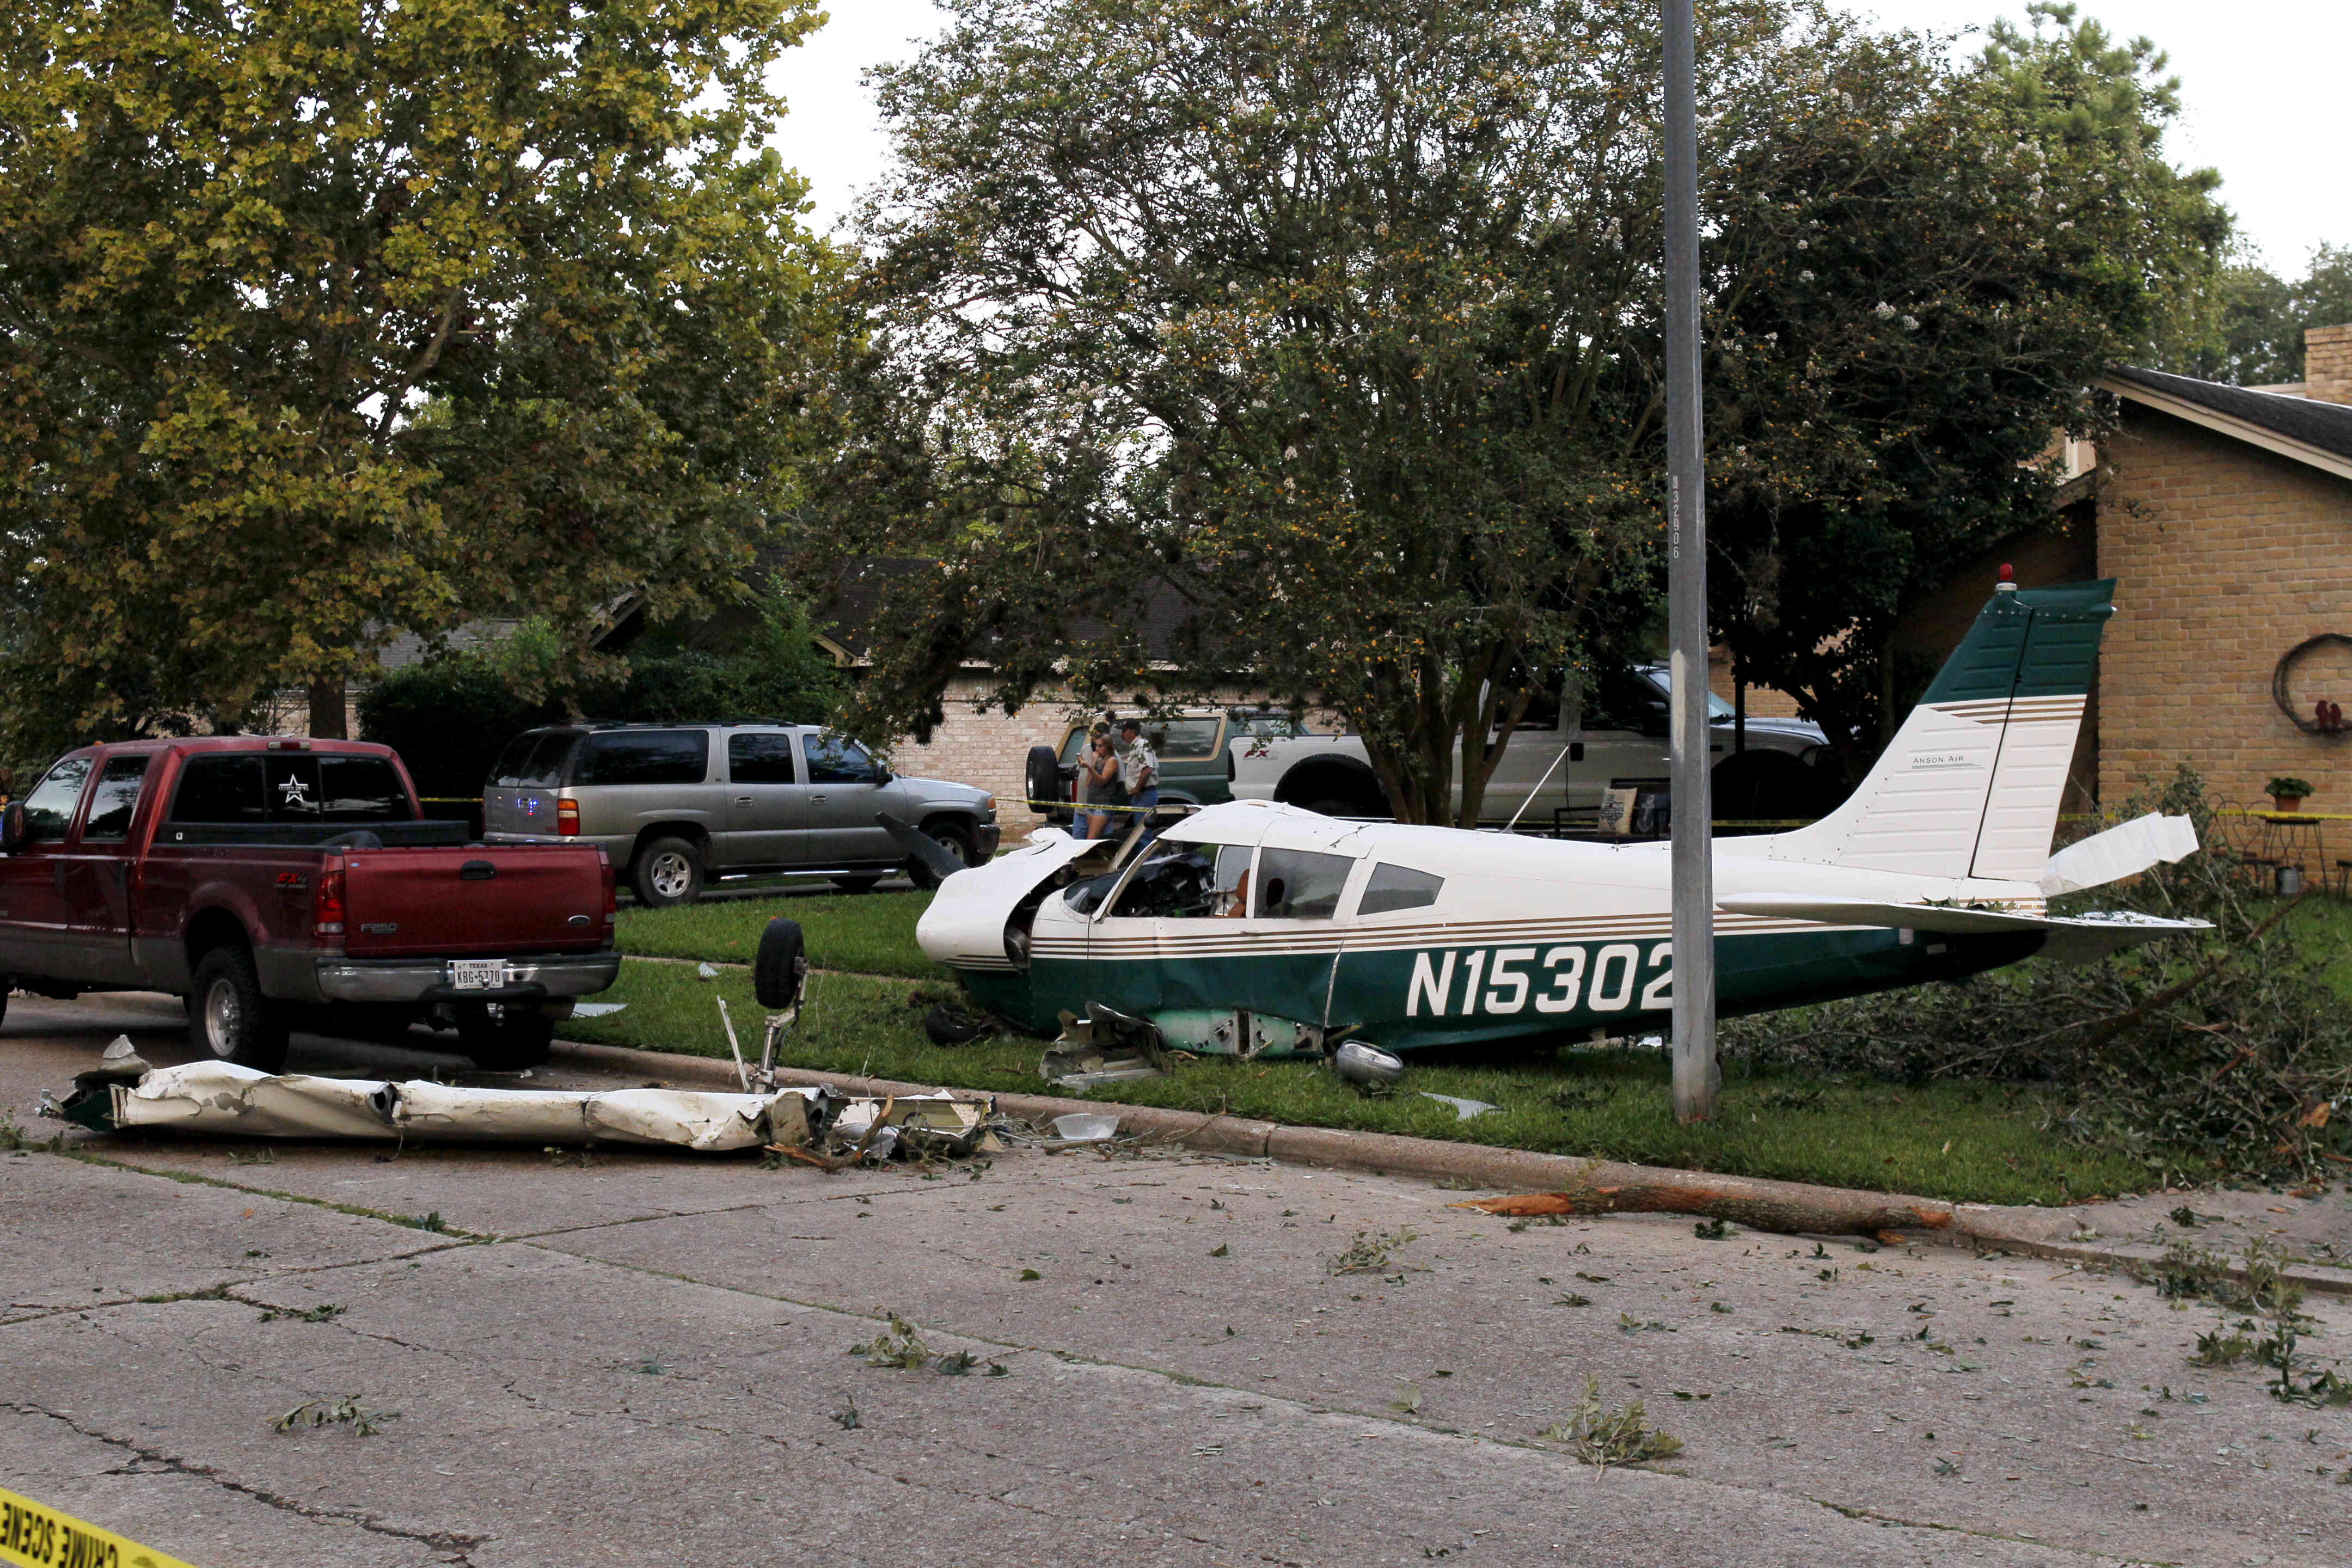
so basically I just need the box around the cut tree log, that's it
[1451,1167,1956,1242]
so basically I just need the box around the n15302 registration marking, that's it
[1406,944,1673,1018]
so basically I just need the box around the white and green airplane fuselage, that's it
[915,580,2207,1057]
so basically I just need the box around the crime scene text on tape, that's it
[0,1485,199,1568]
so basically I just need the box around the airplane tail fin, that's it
[1765,578,2114,881]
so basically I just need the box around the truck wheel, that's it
[904,821,976,891]
[754,918,807,1010]
[459,1005,554,1071]
[632,836,705,907]
[190,946,290,1073]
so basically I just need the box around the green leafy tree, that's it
[814,0,2232,816]
[1706,2,2231,770]
[2172,246,2352,386]
[0,0,836,761]
[818,0,1872,828]
[577,581,846,723]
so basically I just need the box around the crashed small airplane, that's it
[896,578,2208,1061]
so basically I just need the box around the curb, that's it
[549,1038,2351,1298]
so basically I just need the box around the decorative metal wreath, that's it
[2272,633,2352,735]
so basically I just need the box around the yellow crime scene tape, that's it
[0,1485,200,1568]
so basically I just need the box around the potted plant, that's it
[2267,775,2316,813]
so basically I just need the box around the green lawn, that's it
[617,890,935,979]
[562,955,2154,1206]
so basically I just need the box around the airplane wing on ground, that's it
[1714,897,2212,963]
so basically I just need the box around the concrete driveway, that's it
[2,994,2345,1567]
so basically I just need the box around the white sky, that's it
[767,1,2349,273]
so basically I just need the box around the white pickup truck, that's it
[1227,664,1836,828]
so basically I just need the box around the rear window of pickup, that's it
[171,754,416,825]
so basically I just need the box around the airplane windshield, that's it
[1107,841,1253,920]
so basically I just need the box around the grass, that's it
[617,890,935,979]
[562,955,2154,1206]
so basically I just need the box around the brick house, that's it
[1903,326,2352,870]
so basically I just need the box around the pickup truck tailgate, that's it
[341,847,607,957]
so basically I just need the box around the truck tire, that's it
[458,1004,554,1071]
[632,836,705,907]
[190,946,290,1074]
[754,918,807,1010]
[904,820,976,891]
[1025,744,1062,818]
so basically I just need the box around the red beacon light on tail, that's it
[1995,563,2017,594]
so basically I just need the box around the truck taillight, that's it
[601,854,616,925]
[314,857,346,936]
[556,798,580,836]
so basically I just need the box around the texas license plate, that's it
[449,959,507,991]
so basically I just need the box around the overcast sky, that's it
[766,1,2348,274]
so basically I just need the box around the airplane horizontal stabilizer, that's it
[1714,896,2210,964]
[2037,812,2199,895]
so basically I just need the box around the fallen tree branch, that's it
[1451,1179,1955,1242]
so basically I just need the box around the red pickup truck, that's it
[0,736,618,1071]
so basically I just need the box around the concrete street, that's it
[3,993,2347,1568]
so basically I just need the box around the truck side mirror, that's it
[1,801,28,854]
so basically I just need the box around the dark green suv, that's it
[1023,709,1308,828]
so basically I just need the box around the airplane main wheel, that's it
[754,918,807,1010]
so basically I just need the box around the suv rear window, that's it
[1149,719,1221,759]
[490,730,580,788]
[573,730,709,786]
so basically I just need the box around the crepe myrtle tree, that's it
[812,0,1877,828]
[1702,4,2229,774]
[0,0,837,758]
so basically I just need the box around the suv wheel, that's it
[632,836,705,907]
[190,946,290,1073]
[905,821,976,891]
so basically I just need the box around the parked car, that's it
[1227,664,1836,826]
[481,722,1000,906]
[1023,709,1313,829]
[0,736,618,1071]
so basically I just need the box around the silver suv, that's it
[481,724,999,905]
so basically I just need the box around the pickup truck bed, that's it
[0,736,617,1071]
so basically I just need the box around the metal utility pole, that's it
[1663,0,1718,1123]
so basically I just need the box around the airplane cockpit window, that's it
[1256,848,1353,920]
[1106,841,1252,920]
[1355,862,1444,916]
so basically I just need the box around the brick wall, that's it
[2305,324,2352,407]
[2098,405,2352,870]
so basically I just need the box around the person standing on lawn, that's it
[1118,718,1159,840]
[1077,728,1123,839]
